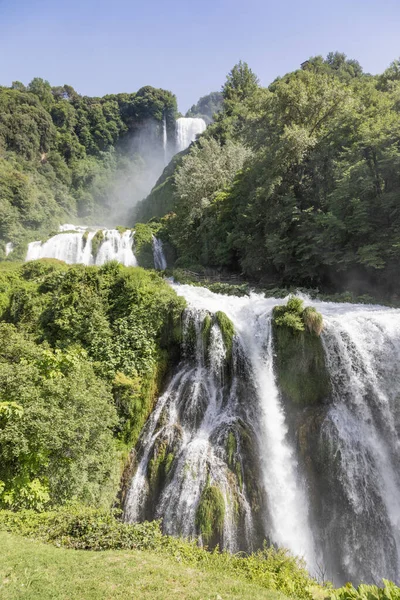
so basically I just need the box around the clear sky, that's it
[1,0,400,113]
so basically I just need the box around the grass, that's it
[0,531,288,600]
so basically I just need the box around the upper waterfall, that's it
[176,117,206,153]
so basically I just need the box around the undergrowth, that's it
[0,507,323,600]
[0,508,398,599]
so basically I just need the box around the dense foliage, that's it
[186,91,223,122]
[0,260,185,510]
[140,53,400,298]
[0,79,177,252]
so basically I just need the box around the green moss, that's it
[273,322,330,406]
[183,317,197,358]
[215,311,235,360]
[201,314,212,356]
[82,230,89,249]
[148,441,174,496]
[133,223,155,269]
[91,230,104,259]
[195,484,225,545]
[226,431,243,490]
[226,431,236,467]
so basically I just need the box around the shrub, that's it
[303,306,323,336]
[273,296,323,336]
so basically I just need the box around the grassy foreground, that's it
[0,531,286,600]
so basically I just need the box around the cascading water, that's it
[176,117,207,153]
[5,242,13,257]
[125,285,316,567]
[163,116,168,165]
[314,301,400,585]
[152,236,167,270]
[26,225,137,267]
[125,286,400,586]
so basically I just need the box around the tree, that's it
[222,61,259,114]
[28,77,54,109]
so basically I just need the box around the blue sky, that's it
[1,0,400,112]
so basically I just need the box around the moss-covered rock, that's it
[201,314,212,359]
[91,230,104,259]
[133,223,155,269]
[147,439,175,498]
[195,483,225,546]
[82,230,89,250]
[272,299,330,405]
[215,311,235,361]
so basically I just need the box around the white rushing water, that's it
[124,285,400,585]
[125,285,316,566]
[26,225,137,266]
[152,236,167,270]
[5,242,14,257]
[176,117,206,153]
[163,116,168,165]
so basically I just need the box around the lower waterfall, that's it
[124,285,400,586]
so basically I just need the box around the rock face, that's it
[273,323,330,406]
[272,297,329,405]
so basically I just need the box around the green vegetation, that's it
[201,313,213,353]
[186,91,224,122]
[0,79,177,251]
[330,581,400,600]
[195,484,225,545]
[0,260,185,509]
[215,310,235,360]
[1,507,397,600]
[0,531,288,600]
[136,53,400,299]
[90,229,104,258]
[273,298,329,405]
[0,507,311,598]
[133,222,155,268]
[147,438,175,500]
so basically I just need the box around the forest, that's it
[138,54,400,299]
[0,78,177,256]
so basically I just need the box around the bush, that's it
[273,296,323,336]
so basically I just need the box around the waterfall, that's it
[5,242,14,257]
[176,117,206,153]
[124,286,400,585]
[25,225,137,267]
[163,116,168,165]
[316,301,400,585]
[125,285,316,567]
[152,236,167,270]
